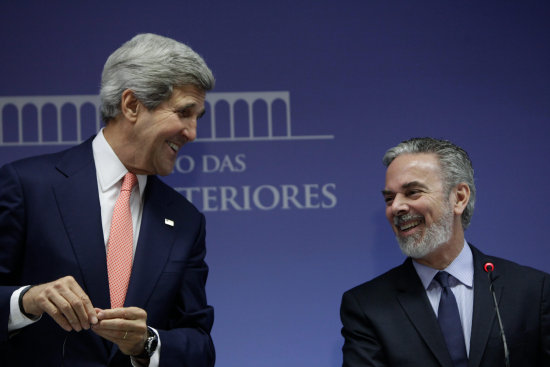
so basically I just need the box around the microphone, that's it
[483,262,510,367]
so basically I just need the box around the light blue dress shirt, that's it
[412,240,474,355]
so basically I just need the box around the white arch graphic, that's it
[0,92,333,146]
[0,95,101,146]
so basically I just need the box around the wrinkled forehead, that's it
[385,153,444,189]
[173,84,206,102]
[165,85,206,111]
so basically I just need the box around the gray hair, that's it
[100,33,215,122]
[382,137,476,229]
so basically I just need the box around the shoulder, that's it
[1,138,94,180]
[343,260,414,304]
[471,244,549,279]
[470,244,550,294]
[4,149,63,174]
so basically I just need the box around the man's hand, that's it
[22,275,98,331]
[92,307,148,357]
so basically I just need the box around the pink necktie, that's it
[107,172,137,309]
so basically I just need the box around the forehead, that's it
[166,85,206,108]
[385,153,444,190]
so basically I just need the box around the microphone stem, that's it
[489,277,510,367]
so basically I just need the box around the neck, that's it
[102,120,136,172]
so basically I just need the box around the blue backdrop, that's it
[1,1,549,366]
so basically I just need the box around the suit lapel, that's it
[396,259,455,367]
[124,176,176,309]
[53,138,111,309]
[468,245,501,367]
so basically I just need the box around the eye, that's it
[406,189,422,198]
[177,109,192,118]
[383,195,394,206]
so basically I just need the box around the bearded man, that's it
[340,137,550,367]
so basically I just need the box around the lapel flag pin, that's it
[165,218,174,227]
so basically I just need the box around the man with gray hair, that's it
[0,33,215,366]
[340,137,550,366]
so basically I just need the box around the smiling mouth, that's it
[167,141,180,153]
[398,220,422,231]
[394,215,424,232]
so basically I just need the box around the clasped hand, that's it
[22,275,148,356]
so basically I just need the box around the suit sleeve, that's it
[157,213,215,367]
[0,163,26,342]
[340,290,387,367]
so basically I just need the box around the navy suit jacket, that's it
[0,137,214,366]
[340,244,550,366]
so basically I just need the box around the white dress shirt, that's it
[93,129,147,253]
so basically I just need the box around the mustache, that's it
[393,213,424,226]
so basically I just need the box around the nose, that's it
[182,121,197,142]
[183,128,196,142]
[391,193,409,216]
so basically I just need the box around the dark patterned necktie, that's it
[434,271,468,367]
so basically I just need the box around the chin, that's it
[156,165,175,176]
[156,170,171,176]
[397,235,434,259]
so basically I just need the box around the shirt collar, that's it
[92,129,147,196]
[412,240,474,290]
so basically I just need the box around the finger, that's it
[64,292,92,329]
[23,282,74,331]
[92,327,146,356]
[46,276,93,330]
[47,291,84,332]
[94,317,128,332]
[24,277,96,332]
[97,308,127,321]
[98,307,146,321]
[66,286,98,327]
[63,278,98,326]
[35,296,73,332]
[93,317,146,341]
[93,326,128,340]
[57,286,88,329]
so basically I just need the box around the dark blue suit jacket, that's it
[0,137,214,366]
[340,244,550,366]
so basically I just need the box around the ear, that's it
[120,89,141,122]
[452,182,470,216]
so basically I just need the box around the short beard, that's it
[395,202,454,259]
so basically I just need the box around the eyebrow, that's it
[381,181,429,196]
[176,103,206,118]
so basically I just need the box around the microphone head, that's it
[484,262,495,273]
